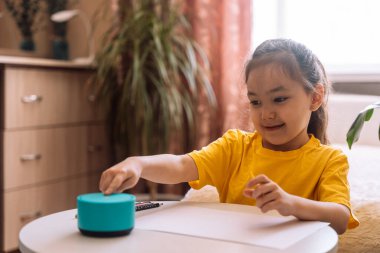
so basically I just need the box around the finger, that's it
[251,183,277,198]
[256,191,277,209]
[261,199,284,215]
[246,174,270,188]
[243,182,274,199]
[99,171,114,193]
[116,176,139,193]
[104,174,126,195]
[243,188,254,198]
[260,200,278,213]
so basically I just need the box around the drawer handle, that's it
[21,95,43,103]
[19,211,42,222]
[88,145,103,153]
[20,154,42,161]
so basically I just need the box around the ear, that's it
[310,84,324,111]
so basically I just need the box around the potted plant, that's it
[346,101,380,148]
[4,0,40,51]
[91,0,216,198]
[45,0,69,60]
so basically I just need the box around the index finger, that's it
[99,170,114,193]
[246,174,270,188]
[104,174,125,195]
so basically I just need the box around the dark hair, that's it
[245,39,330,144]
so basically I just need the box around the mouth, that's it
[262,123,285,131]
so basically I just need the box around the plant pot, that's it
[52,38,69,60]
[20,37,35,51]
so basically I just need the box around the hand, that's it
[243,174,295,216]
[99,158,142,195]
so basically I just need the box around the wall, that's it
[333,82,380,96]
[65,0,112,60]
[0,0,51,57]
[0,0,111,59]
[328,93,380,146]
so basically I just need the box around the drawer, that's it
[3,125,110,189]
[2,173,100,252]
[87,124,112,172]
[3,67,103,129]
[3,126,88,189]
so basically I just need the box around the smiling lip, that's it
[262,123,285,131]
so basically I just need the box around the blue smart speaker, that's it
[77,193,136,237]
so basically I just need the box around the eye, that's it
[249,100,261,107]
[274,97,288,103]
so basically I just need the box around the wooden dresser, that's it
[0,56,111,252]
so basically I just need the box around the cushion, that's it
[333,144,380,252]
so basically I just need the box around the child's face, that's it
[246,64,315,151]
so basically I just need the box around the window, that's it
[252,0,380,82]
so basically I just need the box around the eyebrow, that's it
[247,86,288,96]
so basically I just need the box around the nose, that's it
[260,105,276,120]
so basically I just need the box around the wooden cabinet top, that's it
[0,56,94,69]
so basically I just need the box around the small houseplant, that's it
[4,0,40,51]
[92,0,216,198]
[45,0,69,60]
[346,101,380,148]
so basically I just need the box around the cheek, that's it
[286,106,312,125]
[279,106,296,118]
[249,107,258,118]
[249,108,262,125]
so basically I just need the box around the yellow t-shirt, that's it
[188,129,359,229]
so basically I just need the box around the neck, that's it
[262,129,310,151]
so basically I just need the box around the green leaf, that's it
[346,101,380,149]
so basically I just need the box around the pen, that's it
[135,201,162,211]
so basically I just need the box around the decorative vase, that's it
[52,38,69,60]
[20,37,35,51]
[4,0,39,52]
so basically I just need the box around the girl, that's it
[99,39,359,234]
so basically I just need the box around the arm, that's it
[243,175,350,234]
[289,195,350,234]
[99,154,198,195]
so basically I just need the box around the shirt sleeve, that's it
[317,150,360,229]
[187,130,239,191]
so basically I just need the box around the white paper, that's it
[135,202,329,250]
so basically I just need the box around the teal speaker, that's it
[77,193,136,237]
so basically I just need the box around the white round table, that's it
[19,202,338,253]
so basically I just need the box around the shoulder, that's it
[319,143,348,159]
[309,136,347,157]
[312,141,349,170]
[218,129,259,148]
[190,129,253,154]
[221,129,257,143]
[306,136,348,165]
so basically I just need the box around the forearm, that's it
[292,196,350,234]
[129,154,198,184]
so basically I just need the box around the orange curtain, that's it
[185,0,253,147]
